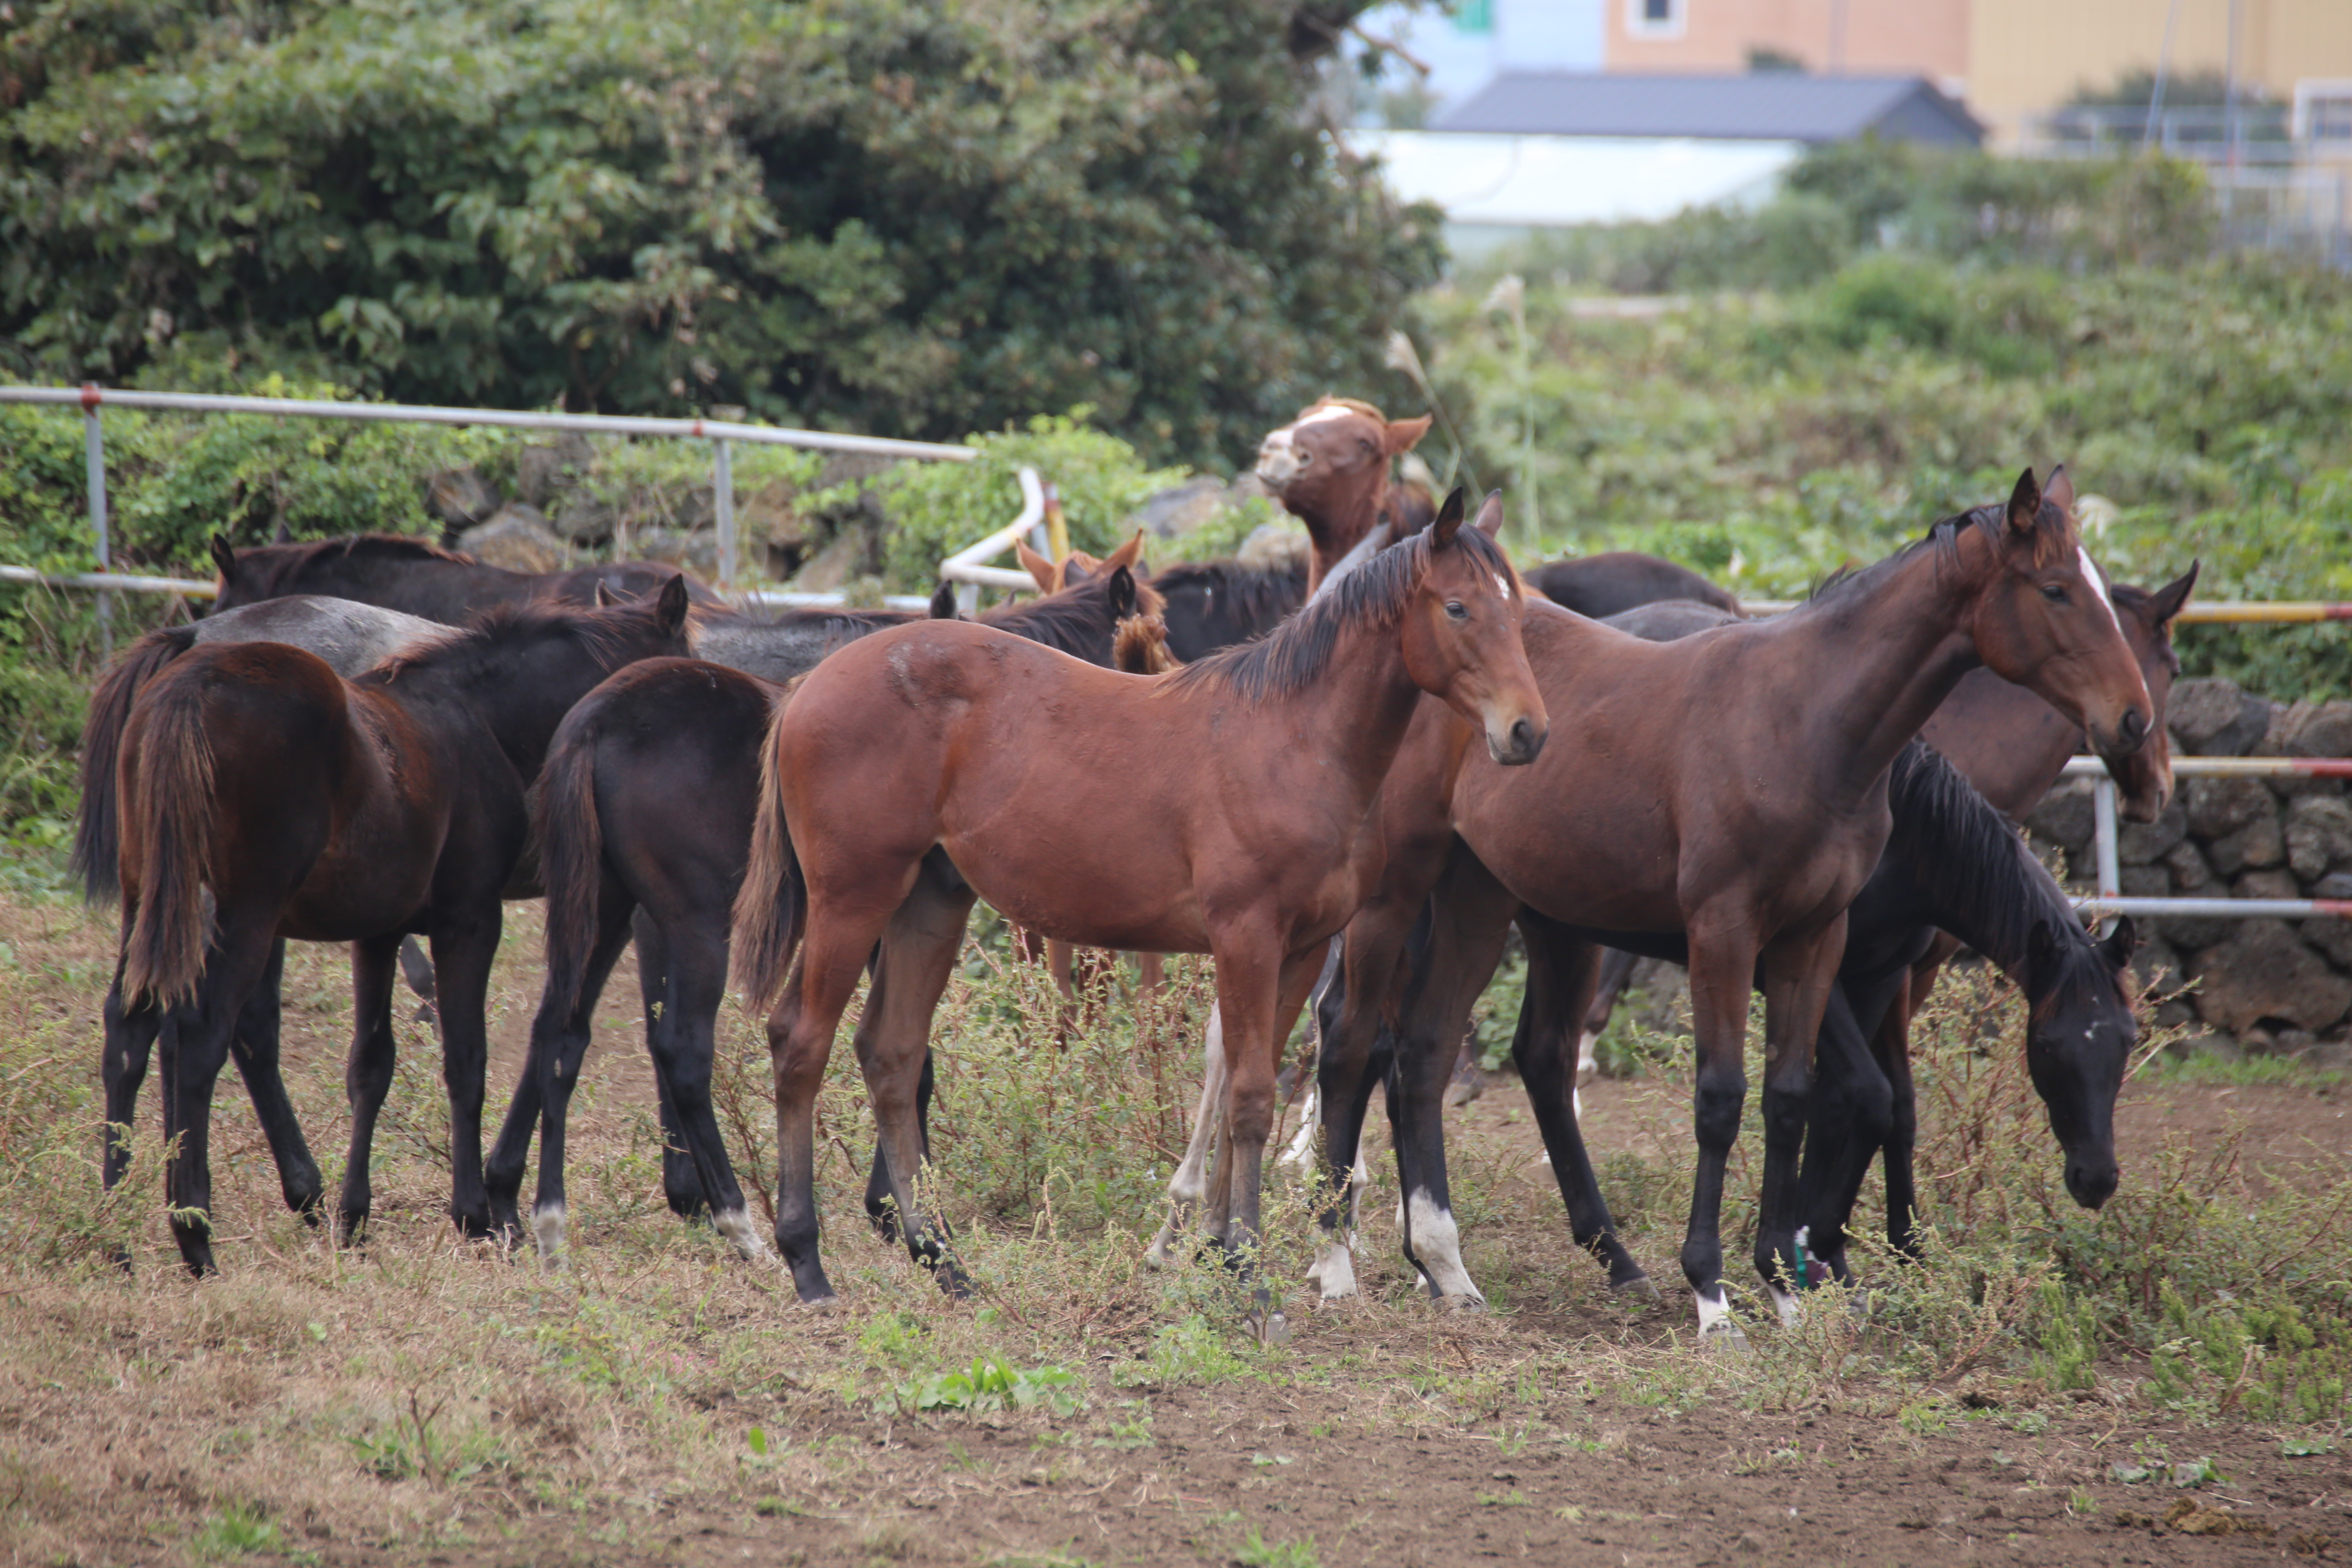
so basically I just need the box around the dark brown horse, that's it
[1526,553,1740,620]
[207,533,723,621]
[108,579,692,1273]
[1302,469,2154,1343]
[485,567,1164,1261]
[731,493,1546,1323]
[1252,398,1435,591]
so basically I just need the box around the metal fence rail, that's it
[2060,755,2351,921]
[1747,598,2352,624]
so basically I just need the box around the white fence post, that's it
[713,437,737,590]
[81,386,111,654]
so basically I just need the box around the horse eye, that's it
[1445,600,1468,620]
[2040,584,2068,603]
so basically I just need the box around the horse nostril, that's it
[1511,719,1533,753]
[2120,708,2148,746]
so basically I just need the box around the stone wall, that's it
[2025,678,2352,1056]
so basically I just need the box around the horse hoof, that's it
[1697,1319,1752,1353]
[1434,1291,1488,1315]
[797,1292,844,1313]
[1611,1274,1662,1302]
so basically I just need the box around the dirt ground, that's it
[2,893,2348,1568]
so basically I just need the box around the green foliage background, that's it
[2,0,1441,466]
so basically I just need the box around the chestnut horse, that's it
[1252,398,1434,591]
[731,493,1546,1322]
[1303,468,2154,1344]
[109,579,692,1273]
[484,566,1163,1261]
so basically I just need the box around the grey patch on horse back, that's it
[190,595,453,678]
[1310,520,1392,604]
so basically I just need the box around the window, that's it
[1452,0,1493,35]
[2295,80,2352,143]
[1628,0,1686,42]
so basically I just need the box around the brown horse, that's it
[110,580,692,1273]
[731,492,1546,1321]
[1304,468,2155,1343]
[1252,398,1434,590]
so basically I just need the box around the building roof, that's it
[1432,72,1983,146]
[1347,131,1799,227]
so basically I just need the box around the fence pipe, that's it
[81,389,111,652]
[713,437,737,590]
[2076,896,2352,919]
[939,468,1049,615]
[2092,775,2123,906]
[0,385,976,461]
[2061,755,2352,779]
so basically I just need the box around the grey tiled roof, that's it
[1433,72,1983,146]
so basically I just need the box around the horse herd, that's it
[70,396,2198,1349]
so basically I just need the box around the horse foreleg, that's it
[853,855,976,1296]
[1755,915,1847,1326]
[1791,973,1899,1290]
[337,933,405,1245]
[1385,849,1517,1308]
[1310,913,1412,1301]
[397,934,438,1026]
[426,910,503,1239]
[1204,935,1319,1337]
[225,938,325,1221]
[1874,971,1924,1261]
[1681,920,1764,1349]
[1147,1011,1226,1268]
[1515,912,1651,1295]
[1579,946,1642,1104]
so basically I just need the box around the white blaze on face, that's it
[1492,573,1512,599]
[2077,546,2124,635]
[1294,403,1355,428]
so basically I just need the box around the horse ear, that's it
[2026,917,2062,986]
[1383,415,1433,457]
[1473,490,1506,539]
[595,581,620,608]
[2005,468,2044,536]
[2042,463,2075,520]
[1107,564,1138,621]
[208,533,237,577]
[653,572,690,633]
[2150,561,2200,626]
[1102,530,1146,576]
[929,580,959,620]
[1060,556,1094,586]
[2100,915,2138,969]
[1430,486,1466,549]
[271,517,293,545]
[1014,539,1057,594]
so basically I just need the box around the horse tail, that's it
[119,666,218,1007]
[730,689,805,1012]
[534,704,608,1031]
[73,625,198,905]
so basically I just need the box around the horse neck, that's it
[1252,612,1428,809]
[1294,475,1390,590]
[1781,530,2005,807]
[1889,764,2070,990]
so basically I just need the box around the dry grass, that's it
[0,882,2345,1564]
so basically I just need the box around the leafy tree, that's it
[0,0,1441,466]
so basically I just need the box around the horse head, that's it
[2100,562,2201,822]
[2023,914,2139,1211]
[1256,398,1430,584]
[1965,466,2154,785]
[1403,489,1546,767]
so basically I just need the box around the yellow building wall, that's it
[1967,0,2352,145]
[1604,0,1970,84]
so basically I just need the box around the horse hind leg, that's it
[158,908,284,1276]
[225,938,325,1221]
[516,895,637,1267]
[1755,917,1847,1327]
[100,949,163,1270]
[336,933,405,1245]
[864,1050,933,1245]
[854,857,978,1296]
[641,908,768,1263]
[1579,945,1642,1107]
[1147,1011,1226,1269]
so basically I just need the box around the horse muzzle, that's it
[2064,1153,2119,1211]
[1487,714,1547,767]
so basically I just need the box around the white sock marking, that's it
[1404,1190,1484,1305]
[532,1202,567,1269]
[712,1206,771,1262]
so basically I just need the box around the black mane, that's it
[232,533,477,597]
[982,568,1162,663]
[1805,491,2074,610]
[365,595,648,687]
[1883,741,2093,990]
[1171,526,1508,704]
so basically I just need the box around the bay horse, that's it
[206,532,724,620]
[486,566,1164,1261]
[1525,554,1740,620]
[1252,398,1435,591]
[730,492,1547,1321]
[108,578,692,1274]
[1300,468,2154,1343]
[77,596,452,1229]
